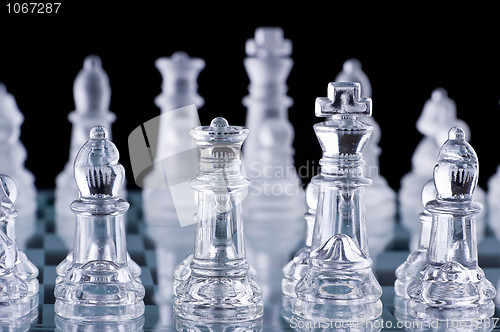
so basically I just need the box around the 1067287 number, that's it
[6,3,61,14]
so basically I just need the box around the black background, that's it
[0,2,498,192]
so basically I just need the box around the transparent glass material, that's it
[407,127,496,320]
[175,316,263,332]
[0,175,30,321]
[293,82,382,321]
[394,180,435,298]
[335,59,396,258]
[0,174,38,317]
[54,126,145,321]
[55,315,145,332]
[281,182,318,313]
[174,117,263,323]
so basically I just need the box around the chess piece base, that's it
[174,273,263,323]
[294,235,383,321]
[394,249,428,298]
[175,315,263,332]
[0,273,30,321]
[55,314,145,331]
[173,253,259,298]
[56,250,141,279]
[407,262,495,320]
[54,260,145,321]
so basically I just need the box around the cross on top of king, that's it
[315,82,372,118]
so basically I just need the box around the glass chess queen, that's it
[54,126,145,321]
[174,117,263,323]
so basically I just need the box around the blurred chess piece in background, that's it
[0,83,37,249]
[55,55,125,250]
[399,88,486,251]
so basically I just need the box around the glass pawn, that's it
[407,127,496,320]
[394,179,435,298]
[174,117,263,323]
[281,181,319,314]
[0,174,30,321]
[293,82,382,322]
[54,126,145,321]
[0,174,39,314]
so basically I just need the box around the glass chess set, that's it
[2,27,500,332]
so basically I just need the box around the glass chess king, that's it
[293,82,382,321]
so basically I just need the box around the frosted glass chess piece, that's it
[293,82,382,321]
[242,27,293,172]
[242,29,305,316]
[400,88,486,251]
[242,27,305,224]
[394,179,435,300]
[141,52,205,293]
[0,84,36,221]
[142,51,204,225]
[54,126,145,321]
[281,181,318,319]
[407,127,495,320]
[55,55,126,248]
[486,163,500,240]
[54,56,139,282]
[0,174,39,317]
[174,118,263,323]
[142,53,203,298]
[0,176,30,322]
[336,59,396,259]
[243,119,305,313]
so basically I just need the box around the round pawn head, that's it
[73,55,111,113]
[74,126,125,198]
[433,127,478,200]
[335,59,372,98]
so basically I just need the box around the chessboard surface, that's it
[6,189,500,331]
